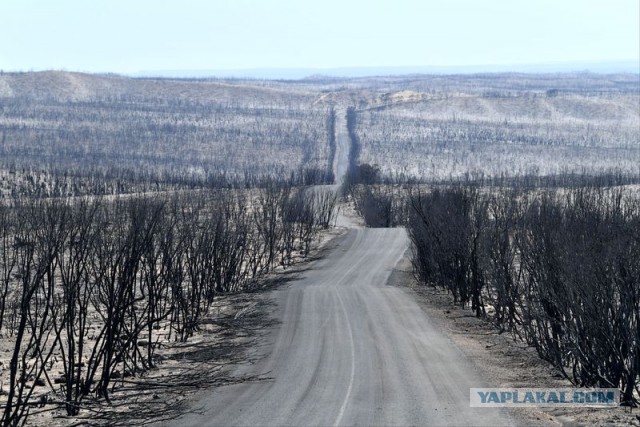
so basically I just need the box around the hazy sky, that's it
[1,0,638,74]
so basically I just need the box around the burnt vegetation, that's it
[0,72,335,198]
[406,183,640,406]
[0,185,337,424]
[0,70,639,423]
[351,74,640,181]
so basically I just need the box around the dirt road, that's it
[176,228,516,426]
[333,108,350,187]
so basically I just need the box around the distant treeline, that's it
[344,165,640,228]
[0,161,333,199]
[428,169,640,189]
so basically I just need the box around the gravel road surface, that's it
[176,228,515,426]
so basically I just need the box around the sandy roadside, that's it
[389,253,640,427]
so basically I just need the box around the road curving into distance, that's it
[175,227,516,426]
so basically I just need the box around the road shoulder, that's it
[387,254,640,427]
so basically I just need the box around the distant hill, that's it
[0,71,334,190]
[0,70,313,102]
[136,60,639,80]
[0,70,638,192]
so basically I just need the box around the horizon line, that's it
[2,59,638,80]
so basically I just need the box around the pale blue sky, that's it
[1,0,638,74]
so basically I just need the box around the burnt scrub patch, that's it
[34,292,275,426]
